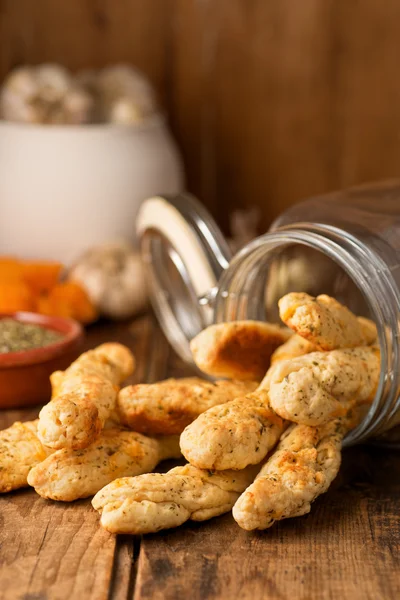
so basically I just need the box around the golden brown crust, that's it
[95,343,136,381]
[233,419,346,530]
[357,317,378,345]
[92,462,260,534]
[38,378,116,450]
[50,370,64,398]
[264,346,380,426]
[278,293,377,350]
[38,343,135,451]
[28,428,180,501]
[270,334,316,364]
[180,390,285,470]
[0,420,50,493]
[190,320,290,380]
[117,378,258,435]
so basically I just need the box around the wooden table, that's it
[1,316,399,600]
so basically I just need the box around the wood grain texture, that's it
[135,447,400,600]
[2,1,400,227]
[0,492,116,600]
[168,0,400,228]
[0,0,171,104]
[169,0,340,230]
[0,315,170,600]
[0,317,399,599]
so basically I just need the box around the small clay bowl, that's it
[0,312,84,409]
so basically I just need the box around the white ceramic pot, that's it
[0,114,184,264]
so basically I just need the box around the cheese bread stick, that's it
[92,462,260,534]
[233,408,364,531]
[190,320,290,380]
[28,428,180,501]
[117,378,258,435]
[264,346,380,426]
[38,343,135,451]
[279,293,377,350]
[270,334,316,364]
[180,390,285,470]
[0,420,52,493]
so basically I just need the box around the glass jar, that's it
[136,180,400,446]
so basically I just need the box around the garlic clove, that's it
[69,242,148,320]
[35,64,72,103]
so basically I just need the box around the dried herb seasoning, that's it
[0,319,63,353]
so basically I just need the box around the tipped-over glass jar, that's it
[136,180,400,446]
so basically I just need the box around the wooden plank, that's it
[167,0,220,218]
[169,0,340,231]
[108,535,139,600]
[212,0,341,231]
[168,0,400,229]
[0,406,39,430]
[332,1,400,187]
[134,447,400,600]
[0,493,116,600]
[0,0,171,101]
[0,314,170,600]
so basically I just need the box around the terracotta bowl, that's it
[0,312,84,409]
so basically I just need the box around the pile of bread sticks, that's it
[0,292,380,535]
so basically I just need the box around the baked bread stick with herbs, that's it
[263,346,380,426]
[190,320,290,380]
[180,390,286,470]
[117,377,258,435]
[28,429,180,501]
[0,420,52,493]
[279,292,377,350]
[38,343,135,451]
[92,462,260,535]
[233,408,364,531]
[270,334,316,364]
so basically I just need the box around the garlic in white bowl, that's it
[95,65,156,125]
[0,63,157,125]
[69,242,148,320]
[0,64,183,263]
[0,64,93,125]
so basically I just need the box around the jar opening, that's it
[214,223,400,446]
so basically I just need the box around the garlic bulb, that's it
[1,67,42,123]
[0,64,93,125]
[35,64,72,103]
[62,86,93,125]
[95,65,156,124]
[69,242,148,320]
[1,63,157,125]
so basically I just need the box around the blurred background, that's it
[2,0,400,234]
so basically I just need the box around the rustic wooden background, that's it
[1,0,400,231]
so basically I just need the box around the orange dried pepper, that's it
[36,295,75,320]
[22,261,63,294]
[42,282,98,324]
[0,257,97,324]
[0,257,24,282]
[0,282,36,313]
